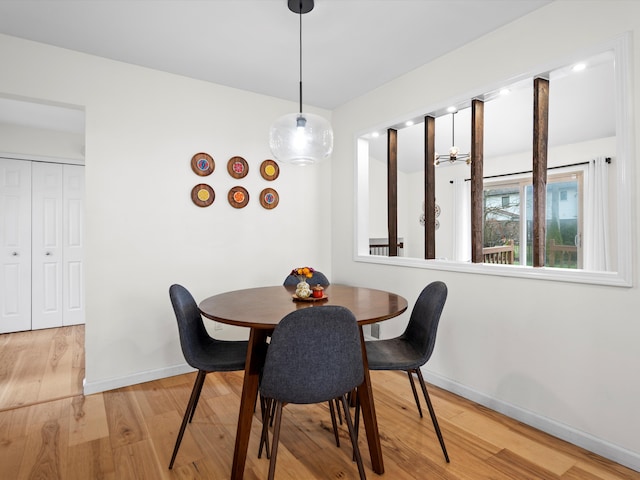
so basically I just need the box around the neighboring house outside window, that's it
[483,171,582,268]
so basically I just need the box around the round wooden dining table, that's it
[199,284,408,479]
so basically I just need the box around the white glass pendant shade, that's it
[269,112,334,166]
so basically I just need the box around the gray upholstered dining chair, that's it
[168,284,248,469]
[282,270,330,287]
[363,280,450,463]
[282,269,343,446]
[259,306,367,480]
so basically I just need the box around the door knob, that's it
[12,252,18,256]
[45,252,52,256]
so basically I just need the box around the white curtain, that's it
[584,156,610,271]
[452,179,471,262]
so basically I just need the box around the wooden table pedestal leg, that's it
[357,327,385,474]
[230,328,269,480]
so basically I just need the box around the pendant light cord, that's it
[298,4,303,115]
[451,112,455,146]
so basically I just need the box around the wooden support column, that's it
[532,77,549,267]
[470,99,484,263]
[424,116,436,259]
[387,128,398,257]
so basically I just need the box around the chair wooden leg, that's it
[268,401,284,480]
[335,398,343,424]
[169,370,207,469]
[269,399,276,427]
[353,394,360,438]
[329,400,340,447]
[259,397,272,459]
[351,394,361,461]
[407,369,423,418]
[415,368,450,463]
[340,395,367,480]
[188,370,208,423]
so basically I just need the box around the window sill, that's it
[355,254,632,287]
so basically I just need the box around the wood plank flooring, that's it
[0,325,84,411]
[1,325,638,479]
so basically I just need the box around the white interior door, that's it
[31,162,64,330]
[0,158,32,333]
[62,164,84,326]
[1,158,84,333]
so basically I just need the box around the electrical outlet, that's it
[370,323,380,339]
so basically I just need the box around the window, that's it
[484,170,583,268]
[356,35,632,286]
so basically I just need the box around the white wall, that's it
[368,155,387,239]
[0,33,332,393]
[332,0,640,472]
[0,121,85,160]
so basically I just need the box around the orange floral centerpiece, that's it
[291,266,314,282]
[291,266,314,298]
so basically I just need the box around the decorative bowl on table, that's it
[292,282,328,302]
[290,266,316,299]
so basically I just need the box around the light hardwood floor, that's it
[1,325,638,479]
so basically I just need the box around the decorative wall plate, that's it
[191,152,214,176]
[419,212,440,229]
[227,156,249,179]
[260,159,279,181]
[228,186,249,208]
[260,188,279,209]
[191,184,215,207]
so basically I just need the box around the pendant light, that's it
[434,111,471,166]
[269,0,333,166]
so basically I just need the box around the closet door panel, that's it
[63,164,85,325]
[31,162,63,330]
[0,158,32,333]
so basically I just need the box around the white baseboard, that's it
[83,363,194,396]
[421,369,640,473]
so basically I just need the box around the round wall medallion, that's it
[260,188,279,209]
[191,152,215,176]
[228,186,249,208]
[419,213,440,229]
[227,156,249,179]
[191,184,215,207]
[260,159,280,181]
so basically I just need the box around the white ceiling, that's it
[369,51,616,172]
[0,0,551,112]
[1,0,615,172]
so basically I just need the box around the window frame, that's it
[354,34,633,287]
[483,168,585,268]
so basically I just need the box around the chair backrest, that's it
[283,270,330,287]
[401,281,448,366]
[169,284,212,370]
[260,306,363,405]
